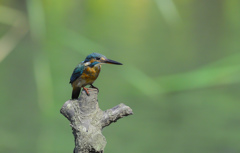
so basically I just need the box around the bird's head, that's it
[84,53,122,67]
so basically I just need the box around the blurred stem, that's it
[26,0,54,115]
[33,53,54,115]
[26,0,46,41]
[155,0,181,26]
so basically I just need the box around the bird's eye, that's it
[96,57,100,60]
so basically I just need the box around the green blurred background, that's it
[1,0,240,153]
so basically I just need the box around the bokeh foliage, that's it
[0,0,240,153]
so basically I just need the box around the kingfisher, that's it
[70,53,123,99]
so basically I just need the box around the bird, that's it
[70,53,123,99]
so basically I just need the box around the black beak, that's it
[104,59,123,65]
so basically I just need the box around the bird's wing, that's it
[69,63,85,84]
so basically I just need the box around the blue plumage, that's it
[84,53,106,62]
[70,53,105,84]
[89,61,100,67]
[69,63,85,84]
[70,53,122,99]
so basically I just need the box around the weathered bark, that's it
[60,88,133,153]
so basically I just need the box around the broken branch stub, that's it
[60,88,133,153]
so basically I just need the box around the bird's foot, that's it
[90,84,99,93]
[83,87,90,96]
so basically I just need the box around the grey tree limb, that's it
[60,88,133,153]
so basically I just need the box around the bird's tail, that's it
[72,87,81,99]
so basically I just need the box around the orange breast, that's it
[80,66,101,85]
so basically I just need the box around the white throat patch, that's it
[84,62,91,66]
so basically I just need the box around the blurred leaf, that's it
[0,6,28,62]
[122,65,163,96]
[58,29,107,54]
[157,53,240,93]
